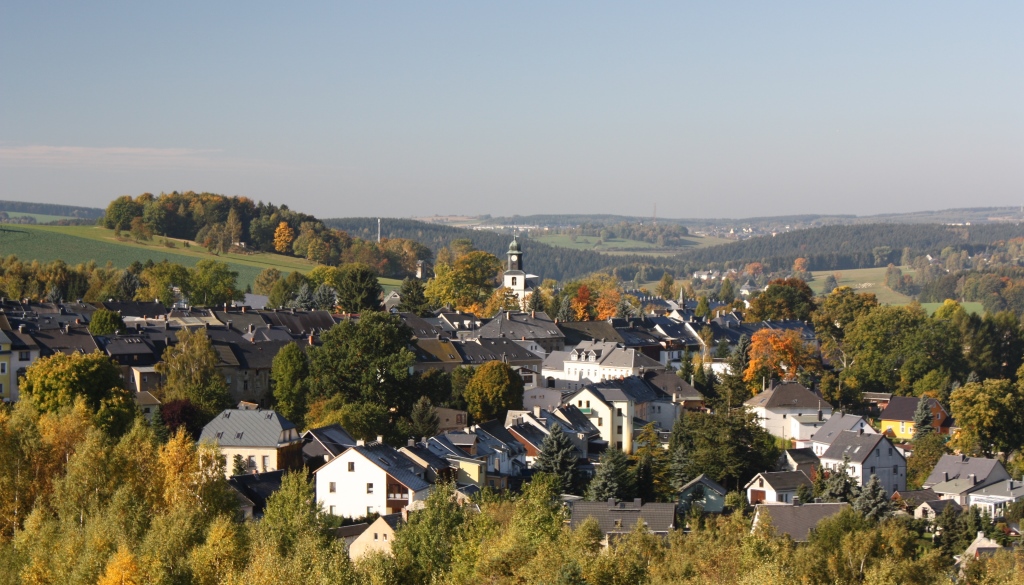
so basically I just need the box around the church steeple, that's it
[507,231,523,272]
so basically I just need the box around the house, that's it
[878,396,952,440]
[806,413,876,455]
[544,341,666,385]
[134,391,161,423]
[348,512,405,560]
[967,479,1024,519]
[474,310,564,354]
[302,424,357,469]
[861,392,892,418]
[0,330,11,402]
[679,474,728,514]
[563,376,675,453]
[819,430,906,495]
[922,454,1010,491]
[1,324,41,401]
[199,409,303,477]
[644,370,705,412]
[891,488,939,510]
[227,470,285,520]
[505,405,600,463]
[915,499,961,521]
[746,471,813,505]
[410,337,465,373]
[435,407,469,433]
[751,503,850,542]
[568,498,676,546]
[955,531,1004,573]
[399,441,456,483]
[744,383,832,440]
[778,448,819,478]
[314,441,432,519]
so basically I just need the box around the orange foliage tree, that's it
[743,329,820,392]
[571,284,592,321]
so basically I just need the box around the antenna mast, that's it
[377,218,381,243]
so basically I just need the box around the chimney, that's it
[633,498,643,507]
[376,435,384,444]
[401,507,409,523]
[241,306,247,313]
[18,324,25,334]
[407,438,415,447]
[858,428,864,436]
[226,320,232,330]
[793,496,802,506]
[248,324,255,334]
[308,335,315,346]
[533,405,542,417]
[531,310,535,318]
[943,471,949,482]
[356,439,365,446]
[969,473,976,485]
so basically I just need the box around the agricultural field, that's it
[0,211,77,223]
[533,233,732,256]
[0,225,402,291]
[808,266,916,305]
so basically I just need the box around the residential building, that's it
[348,513,405,560]
[679,474,728,514]
[227,470,285,520]
[302,424,357,469]
[744,383,832,440]
[315,441,431,519]
[435,407,469,433]
[922,455,1009,491]
[746,471,813,505]
[199,408,303,477]
[475,311,564,354]
[135,391,161,423]
[544,341,666,385]
[0,330,10,402]
[778,448,819,478]
[967,479,1024,519]
[568,498,676,546]
[915,499,961,521]
[819,431,906,495]
[879,396,953,440]
[563,376,675,453]
[806,413,876,455]
[751,503,850,542]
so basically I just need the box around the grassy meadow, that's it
[808,266,915,305]
[0,225,402,291]
[533,233,733,256]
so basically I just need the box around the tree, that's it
[586,448,635,502]
[189,259,241,307]
[232,454,248,476]
[397,277,431,316]
[907,432,947,489]
[312,283,337,311]
[671,409,780,491]
[156,328,230,420]
[160,398,205,439]
[254,267,281,295]
[88,308,126,336]
[104,195,143,230]
[392,482,467,584]
[822,274,839,294]
[463,361,524,422]
[98,545,142,585]
[291,282,315,310]
[746,278,815,322]
[274,222,295,253]
[949,377,1024,456]
[268,271,309,309]
[719,278,735,304]
[694,296,710,320]
[409,396,440,439]
[655,273,674,298]
[743,328,820,388]
[424,246,501,311]
[912,398,934,441]
[335,263,383,313]
[533,425,579,494]
[225,207,243,245]
[136,261,190,306]
[260,471,330,555]
[272,343,310,427]
[130,216,153,242]
[853,475,892,521]
[821,454,859,503]
[632,423,672,502]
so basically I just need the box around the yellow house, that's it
[879,396,952,440]
[0,331,11,402]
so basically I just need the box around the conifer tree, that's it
[632,423,671,502]
[397,277,431,316]
[409,396,440,439]
[291,282,315,310]
[533,425,579,494]
[668,445,692,492]
[912,397,934,441]
[853,474,892,521]
[586,448,634,501]
[822,454,860,503]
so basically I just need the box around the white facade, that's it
[315,447,429,520]
[566,387,637,453]
[749,404,832,440]
[524,387,563,413]
[820,435,906,495]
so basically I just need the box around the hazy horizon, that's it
[2,3,1021,219]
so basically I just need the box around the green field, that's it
[534,233,733,256]
[808,266,916,305]
[0,225,402,291]
[0,211,78,223]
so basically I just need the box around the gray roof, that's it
[304,424,357,457]
[476,311,564,341]
[809,414,873,445]
[569,499,676,535]
[917,499,961,514]
[543,350,572,371]
[744,383,824,410]
[970,478,1024,499]
[680,473,727,496]
[747,471,813,492]
[351,443,431,492]
[880,396,941,422]
[578,376,666,406]
[819,431,889,465]
[644,370,704,402]
[227,470,285,516]
[754,503,849,542]
[784,448,820,466]
[893,488,938,507]
[200,409,297,448]
[932,478,987,496]
[557,320,626,346]
[924,454,1009,489]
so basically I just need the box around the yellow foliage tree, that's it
[273,222,295,253]
[743,329,820,390]
[98,546,142,585]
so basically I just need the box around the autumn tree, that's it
[273,222,295,253]
[655,273,674,298]
[156,328,231,421]
[743,328,820,389]
[424,244,501,311]
[463,361,524,421]
[949,377,1024,456]
[136,261,190,306]
[254,267,281,295]
[746,278,815,322]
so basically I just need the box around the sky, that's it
[1,2,1022,220]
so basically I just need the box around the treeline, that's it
[323,218,650,281]
[104,192,431,278]
[671,223,1024,272]
[0,200,104,219]
[546,221,690,246]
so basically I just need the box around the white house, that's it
[819,430,906,495]
[745,471,813,505]
[806,413,876,455]
[315,442,432,519]
[744,383,832,440]
[966,479,1024,519]
[543,341,665,385]
[563,377,675,453]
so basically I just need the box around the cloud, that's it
[0,144,288,171]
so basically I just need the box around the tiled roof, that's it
[228,470,285,516]
[476,311,564,341]
[304,424,357,457]
[352,444,431,492]
[569,499,676,534]
[557,321,626,346]
[785,448,820,465]
[680,473,727,496]
[880,396,936,422]
[809,414,872,444]
[744,383,824,410]
[754,503,849,542]
[747,471,813,492]
[924,455,1008,489]
[200,409,297,448]
[819,431,888,465]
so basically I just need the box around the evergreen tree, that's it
[409,396,440,439]
[586,448,634,501]
[822,454,860,503]
[694,295,710,320]
[336,263,383,313]
[88,308,126,336]
[719,278,735,304]
[272,342,310,427]
[397,277,431,316]
[291,282,315,310]
[912,397,934,440]
[533,425,580,494]
[668,445,692,492]
[677,350,695,384]
[312,283,337,311]
[853,474,892,521]
[232,454,248,476]
[527,288,546,313]
[632,423,671,502]
[796,482,813,505]
[822,274,839,294]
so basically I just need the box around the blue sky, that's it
[1,2,1021,219]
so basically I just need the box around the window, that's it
[511,277,517,286]
[617,425,623,435]
[329,482,336,493]
[585,400,590,408]
[616,441,623,449]
[367,483,374,494]
[19,351,30,361]
[329,505,335,515]
[870,466,875,474]
[348,462,355,472]
[758,478,764,488]
[0,363,5,374]
[262,455,269,470]
[247,455,255,468]
[383,533,388,541]
[374,533,379,541]
[900,422,905,433]
[889,448,893,456]
[597,417,603,426]
[617,408,623,416]
[777,493,786,502]
[367,506,373,516]
[893,465,899,474]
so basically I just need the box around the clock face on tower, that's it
[511,255,518,262]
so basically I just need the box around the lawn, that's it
[808,266,916,305]
[0,225,402,291]
[534,233,732,256]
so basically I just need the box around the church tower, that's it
[507,233,523,271]
[502,231,529,309]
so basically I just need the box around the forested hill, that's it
[323,218,647,282]
[0,200,104,218]
[670,223,1024,272]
